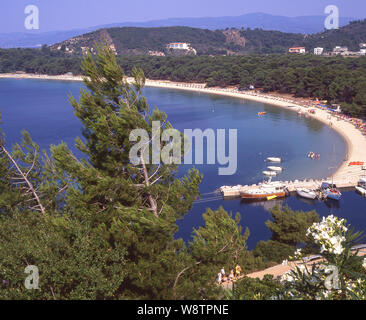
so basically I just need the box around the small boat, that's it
[241,182,287,201]
[267,157,282,163]
[268,166,283,172]
[355,178,366,196]
[296,188,317,200]
[263,171,277,177]
[321,182,342,201]
[349,161,364,166]
[258,112,267,116]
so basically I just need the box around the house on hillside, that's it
[332,46,348,55]
[167,43,191,50]
[148,50,165,56]
[166,43,197,55]
[313,47,324,55]
[288,47,306,54]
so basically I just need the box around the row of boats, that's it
[241,178,366,201]
[240,156,366,201]
[240,181,342,201]
[263,157,283,177]
[296,182,341,201]
[240,178,366,201]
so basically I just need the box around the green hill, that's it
[49,20,366,56]
[303,20,366,51]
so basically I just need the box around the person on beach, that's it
[229,270,235,281]
[220,267,225,277]
[216,272,222,285]
[235,265,242,279]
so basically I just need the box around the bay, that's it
[0,78,364,249]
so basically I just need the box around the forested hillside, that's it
[304,20,366,51]
[48,20,366,55]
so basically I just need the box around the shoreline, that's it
[1,72,365,185]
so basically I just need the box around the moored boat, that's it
[263,171,277,177]
[267,157,282,163]
[268,166,283,172]
[296,188,317,200]
[241,182,287,201]
[355,178,366,196]
[321,182,342,201]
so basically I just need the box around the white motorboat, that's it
[267,157,282,163]
[296,188,317,200]
[268,166,283,172]
[241,182,287,201]
[263,171,277,177]
[355,178,366,196]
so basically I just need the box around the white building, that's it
[167,43,191,50]
[289,47,306,54]
[360,49,366,56]
[314,47,324,55]
[332,46,348,55]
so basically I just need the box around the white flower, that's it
[363,258,366,269]
[281,272,294,283]
[293,248,303,259]
[306,215,347,255]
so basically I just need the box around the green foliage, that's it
[158,207,264,300]
[265,206,320,247]
[253,240,295,265]
[0,212,126,299]
[108,27,227,55]
[189,207,264,272]
[0,48,81,75]
[229,275,283,300]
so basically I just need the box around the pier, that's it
[219,178,360,199]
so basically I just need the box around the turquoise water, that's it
[1,78,365,249]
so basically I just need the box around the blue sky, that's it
[1,0,365,33]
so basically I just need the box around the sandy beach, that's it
[1,72,366,185]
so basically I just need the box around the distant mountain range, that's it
[0,12,356,48]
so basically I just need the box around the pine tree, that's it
[48,44,202,299]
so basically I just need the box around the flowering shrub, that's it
[306,215,347,255]
[278,215,366,300]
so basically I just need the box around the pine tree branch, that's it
[25,149,38,177]
[173,261,202,299]
[139,154,158,218]
[0,145,45,214]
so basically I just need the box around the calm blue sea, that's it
[0,78,365,249]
